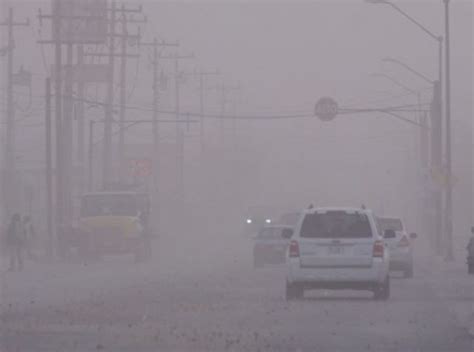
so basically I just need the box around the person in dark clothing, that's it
[467,227,474,274]
[22,215,36,260]
[6,214,25,271]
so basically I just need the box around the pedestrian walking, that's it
[5,214,25,271]
[467,227,474,275]
[23,215,36,261]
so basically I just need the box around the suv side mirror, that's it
[383,229,396,239]
[409,232,417,239]
[282,228,294,239]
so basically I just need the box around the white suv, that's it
[286,207,390,300]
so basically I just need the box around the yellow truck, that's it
[74,191,152,263]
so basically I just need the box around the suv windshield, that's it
[300,211,372,239]
[80,194,138,217]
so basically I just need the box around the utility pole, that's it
[214,82,242,137]
[159,53,194,208]
[0,7,29,220]
[118,6,145,184]
[63,35,74,227]
[195,69,220,153]
[76,44,85,193]
[140,38,178,228]
[79,3,142,189]
[443,0,453,261]
[103,1,116,190]
[45,78,53,258]
[88,120,95,191]
[38,0,109,257]
[431,81,443,254]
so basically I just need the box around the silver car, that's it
[377,217,417,278]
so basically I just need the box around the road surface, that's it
[1,235,473,352]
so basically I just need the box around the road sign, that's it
[130,159,152,177]
[429,166,458,189]
[315,97,338,121]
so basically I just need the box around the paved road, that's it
[1,236,473,352]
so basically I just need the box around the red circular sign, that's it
[315,97,339,121]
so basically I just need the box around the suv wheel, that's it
[286,282,304,301]
[404,265,414,278]
[373,276,390,300]
[253,256,263,269]
[134,240,151,264]
[468,263,474,275]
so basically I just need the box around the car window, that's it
[257,228,280,240]
[377,217,404,232]
[300,211,372,239]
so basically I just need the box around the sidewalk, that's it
[428,253,474,337]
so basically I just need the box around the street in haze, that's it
[0,1,472,352]
[1,233,473,352]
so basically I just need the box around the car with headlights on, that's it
[242,206,278,238]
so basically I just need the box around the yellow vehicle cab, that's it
[76,191,151,262]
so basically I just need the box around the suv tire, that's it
[286,282,304,301]
[253,256,263,269]
[373,276,390,300]
[404,265,414,278]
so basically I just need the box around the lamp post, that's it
[443,0,453,260]
[379,58,434,171]
[367,0,454,258]
[365,0,440,110]
[382,57,434,85]
[370,72,426,239]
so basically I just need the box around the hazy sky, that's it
[1,0,472,231]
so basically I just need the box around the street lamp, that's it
[366,0,454,260]
[382,57,434,85]
[365,0,443,103]
[370,72,427,238]
[370,72,420,96]
[443,0,453,261]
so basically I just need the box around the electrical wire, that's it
[37,25,51,77]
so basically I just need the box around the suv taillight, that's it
[289,240,300,258]
[398,235,410,247]
[373,240,384,258]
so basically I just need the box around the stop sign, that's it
[314,97,338,121]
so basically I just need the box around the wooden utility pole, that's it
[159,53,194,207]
[0,7,29,219]
[76,44,85,193]
[140,37,178,228]
[118,6,145,184]
[81,2,142,189]
[37,0,108,257]
[103,0,116,190]
[45,78,53,258]
[212,82,242,136]
[194,69,220,153]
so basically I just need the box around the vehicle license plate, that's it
[328,245,344,255]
